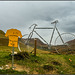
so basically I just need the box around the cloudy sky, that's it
[0,1,75,44]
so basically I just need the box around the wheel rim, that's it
[54,33,75,54]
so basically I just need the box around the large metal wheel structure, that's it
[54,33,75,54]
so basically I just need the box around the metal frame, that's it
[25,20,65,49]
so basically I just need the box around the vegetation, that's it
[0,69,27,74]
[0,47,75,74]
[0,30,75,74]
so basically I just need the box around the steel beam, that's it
[35,27,53,29]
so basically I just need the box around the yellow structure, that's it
[5,29,22,47]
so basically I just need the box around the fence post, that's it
[34,39,37,56]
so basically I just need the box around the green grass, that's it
[0,68,27,74]
[0,46,19,66]
[0,44,75,74]
[0,45,75,74]
[14,53,75,74]
[64,55,75,68]
[0,52,11,66]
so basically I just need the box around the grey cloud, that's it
[0,1,75,41]
[58,14,75,33]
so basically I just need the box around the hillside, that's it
[67,39,75,45]
[0,30,75,74]
[0,30,46,47]
[0,30,9,46]
[0,30,5,38]
[0,29,75,54]
[0,30,5,35]
[20,38,47,47]
[51,39,75,54]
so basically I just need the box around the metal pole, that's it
[34,31,48,45]
[55,27,64,44]
[12,44,14,69]
[25,32,33,45]
[49,24,56,49]
[35,27,53,29]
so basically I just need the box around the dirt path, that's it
[4,64,30,73]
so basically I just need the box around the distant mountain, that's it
[0,29,75,51]
[0,30,8,46]
[0,30,47,47]
[66,39,75,45]
[20,38,47,47]
[0,30,46,47]
[51,39,75,54]
[0,30,5,35]
[0,38,9,46]
[0,30,9,46]
[0,30,6,38]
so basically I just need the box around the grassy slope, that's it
[0,47,75,74]
[0,30,75,74]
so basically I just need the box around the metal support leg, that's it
[49,27,56,49]
[12,46,15,69]
[12,46,14,69]
[25,31,33,45]
[56,27,64,44]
